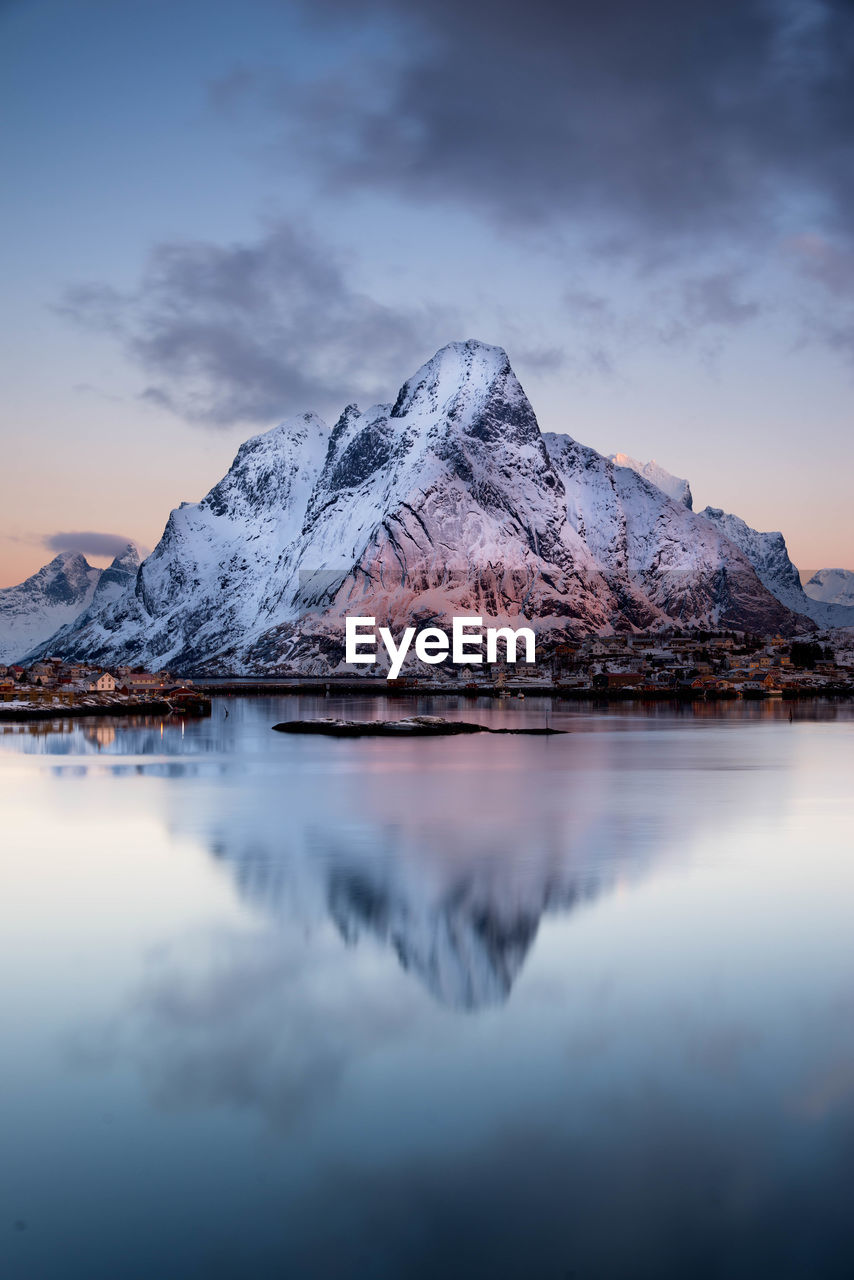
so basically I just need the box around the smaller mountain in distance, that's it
[0,543,143,665]
[0,552,102,664]
[91,543,142,607]
[804,568,854,609]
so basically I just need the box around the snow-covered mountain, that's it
[697,508,854,629]
[609,454,693,508]
[543,436,798,634]
[39,542,144,651]
[31,414,329,670]
[33,420,327,673]
[607,456,854,631]
[0,552,103,664]
[30,342,809,672]
[804,568,854,609]
[0,544,143,665]
[90,542,142,606]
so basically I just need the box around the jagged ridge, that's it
[24,342,814,672]
[698,507,854,629]
[1,551,106,664]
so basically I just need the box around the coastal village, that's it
[0,658,206,716]
[539,630,854,697]
[392,628,854,696]
[0,629,852,716]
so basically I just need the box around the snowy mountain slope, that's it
[698,508,854,629]
[0,552,103,664]
[37,543,144,652]
[244,341,623,666]
[804,568,854,608]
[35,341,808,672]
[609,453,693,508]
[544,435,803,634]
[603,453,850,630]
[91,542,142,606]
[243,342,801,669]
[35,414,328,669]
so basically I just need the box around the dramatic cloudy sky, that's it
[2,0,853,585]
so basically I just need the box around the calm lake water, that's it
[2,695,854,1279]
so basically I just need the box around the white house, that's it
[88,672,116,692]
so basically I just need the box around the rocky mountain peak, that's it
[109,543,142,573]
[610,454,693,509]
[14,340,821,672]
[34,552,97,602]
[203,411,329,521]
[0,551,102,663]
[91,543,144,608]
[389,340,539,448]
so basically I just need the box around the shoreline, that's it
[192,679,854,701]
[1,684,851,725]
[0,695,211,724]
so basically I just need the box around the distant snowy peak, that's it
[112,542,143,573]
[804,568,854,608]
[0,552,103,664]
[91,542,143,606]
[609,454,693,508]
[40,412,331,670]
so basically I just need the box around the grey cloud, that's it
[506,343,565,373]
[60,282,126,330]
[44,531,136,558]
[138,386,177,412]
[787,234,854,360]
[563,288,616,322]
[680,271,761,328]
[264,0,854,253]
[208,64,259,111]
[200,2,854,378]
[58,221,457,426]
[561,268,760,376]
[799,311,854,364]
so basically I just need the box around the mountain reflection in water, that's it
[2,696,854,1280]
[155,700,717,1010]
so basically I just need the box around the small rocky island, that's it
[272,715,564,737]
